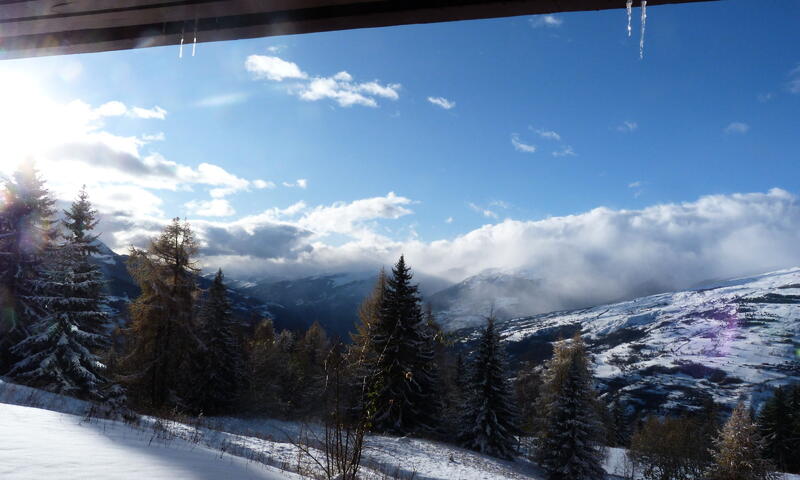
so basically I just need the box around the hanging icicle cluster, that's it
[625,0,648,59]
[179,24,185,58]
[626,0,633,37]
[640,0,647,59]
[192,18,198,57]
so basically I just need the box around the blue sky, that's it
[1,0,799,297]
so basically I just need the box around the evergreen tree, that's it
[0,162,58,371]
[244,318,283,414]
[369,255,438,435]
[60,186,109,335]
[120,218,202,411]
[536,334,605,480]
[460,316,519,460]
[290,321,330,417]
[758,384,800,473]
[195,269,245,415]
[707,401,778,480]
[608,398,629,447]
[8,187,115,403]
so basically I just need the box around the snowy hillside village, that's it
[1,163,799,480]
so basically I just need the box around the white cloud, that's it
[93,101,167,120]
[757,92,774,103]
[531,15,563,28]
[253,179,276,189]
[200,188,800,315]
[266,45,286,54]
[130,106,167,120]
[142,132,165,142]
[445,217,454,224]
[628,181,643,188]
[185,198,236,217]
[297,192,412,237]
[617,121,638,133]
[511,134,536,153]
[788,64,800,94]
[298,73,400,108]
[245,55,308,81]
[533,129,561,141]
[469,202,499,219]
[552,145,576,157]
[283,179,308,189]
[724,122,750,135]
[195,92,249,108]
[246,56,400,108]
[428,96,456,110]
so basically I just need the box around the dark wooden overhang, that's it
[0,0,716,59]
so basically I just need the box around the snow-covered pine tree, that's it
[194,268,245,414]
[460,316,519,460]
[8,187,115,403]
[536,333,605,480]
[60,186,109,336]
[0,162,58,372]
[120,218,203,410]
[707,401,778,480]
[369,255,438,435]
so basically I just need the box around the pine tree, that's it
[291,321,330,417]
[536,333,605,480]
[195,269,245,415]
[0,162,58,371]
[369,255,438,435]
[608,398,629,447]
[60,186,109,335]
[758,384,800,473]
[460,316,519,460]
[244,318,282,414]
[708,401,778,480]
[120,218,202,411]
[8,187,115,403]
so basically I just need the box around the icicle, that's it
[626,0,633,37]
[639,0,647,59]
[191,18,198,57]
[179,31,184,59]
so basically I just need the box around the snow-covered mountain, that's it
[457,268,800,414]
[430,268,606,331]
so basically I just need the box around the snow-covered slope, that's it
[431,268,606,331]
[0,402,296,480]
[460,268,800,413]
[0,378,543,480]
[430,269,546,330]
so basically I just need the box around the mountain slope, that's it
[458,268,800,413]
[91,243,271,329]
[238,273,377,338]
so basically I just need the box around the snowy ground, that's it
[0,379,543,480]
[3,380,798,480]
[0,402,298,480]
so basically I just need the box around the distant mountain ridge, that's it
[91,243,271,329]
